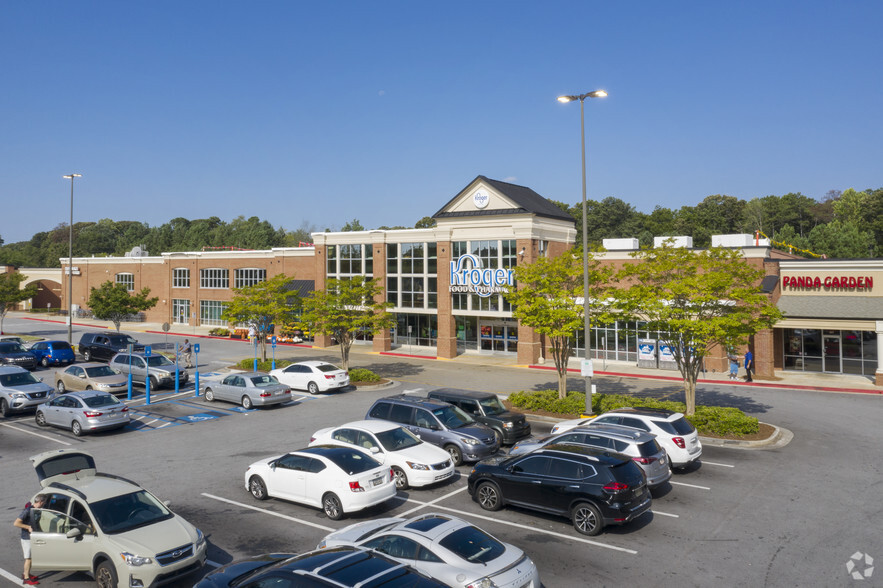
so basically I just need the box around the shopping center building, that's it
[53,175,883,386]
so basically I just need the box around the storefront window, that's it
[783,328,877,376]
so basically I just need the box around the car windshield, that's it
[0,342,27,353]
[145,355,174,367]
[89,490,173,534]
[85,365,118,378]
[0,371,41,386]
[438,526,505,564]
[478,395,506,415]
[108,336,139,347]
[83,394,122,408]
[250,375,280,387]
[375,427,422,452]
[316,363,343,373]
[324,450,382,475]
[432,405,474,428]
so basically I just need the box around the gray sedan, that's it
[202,372,291,409]
[35,390,130,436]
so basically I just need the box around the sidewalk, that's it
[11,312,882,395]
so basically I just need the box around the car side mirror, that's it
[370,446,380,454]
[66,528,82,539]
[79,374,86,379]
[163,500,172,507]
[112,369,121,375]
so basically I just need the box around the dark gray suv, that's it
[77,332,144,362]
[110,352,189,389]
[366,395,500,465]
[427,389,531,445]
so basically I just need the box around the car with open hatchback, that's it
[467,443,652,536]
[27,449,206,587]
[309,419,454,490]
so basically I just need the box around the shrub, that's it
[209,328,230,336]
[235,358,291,372]
[509,391,759,437]
[348,368,381,383]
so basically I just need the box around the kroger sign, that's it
[450,254,514,297]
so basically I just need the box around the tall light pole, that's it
[557,90,606,415]
[63,173,82,344]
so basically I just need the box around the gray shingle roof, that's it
[432,175,575,223]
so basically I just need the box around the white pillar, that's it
[876,321,883,386]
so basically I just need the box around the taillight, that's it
[260,392,271,398]
[121,407,129,413]
[84,411,102,418]
[309,436,316,443]
[349,481,364,492]
[324,375,334,380]
[603,481,629,492]
[283,389,291,394]
[632,456,657,465]
[389,468,395,482]
[672,437,686,449]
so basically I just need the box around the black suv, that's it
[427,389,531,445]
[77,332,144,362]
[194,546,446,587]
[467,443,651,536]
[0,341,37,370]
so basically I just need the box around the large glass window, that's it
[386,242,437,310]
[328,243,372,277]
[200,268,229,289]
[449,240,513,313]
[234,268,266,288]
[783,328,876,376]
[394,313,438,348]
[172,268,190,288]
[200,300,228,326]
[115,273,134,291]
[172,299,190,324]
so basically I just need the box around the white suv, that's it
[554,408,702,468]
[28,449,206,587]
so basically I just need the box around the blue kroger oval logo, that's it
[473,190,489,209]
[449,254,514,298]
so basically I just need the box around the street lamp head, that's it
[557,95,575,103]
[558,90,608,103]
[63,173,82,179]
[588,90,607,98]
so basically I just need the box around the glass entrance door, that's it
[823,333,841,373]
[479,321,518,353]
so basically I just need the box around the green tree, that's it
[833,188,873,231]
[414,216,437,229]
[300,277,394,371]
[503,248,613,399]
[87,282,159,332]
[613,241,782,415]
[221,274,302,361]
[807,220,876,259]
[340,219,366,232]
[0,272,39,334]
[772,224,812,257]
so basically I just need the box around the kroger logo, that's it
[473,190,490,209]
[450,254,513,298]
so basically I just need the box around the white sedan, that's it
[317,513,540,588]
[244,445,396,520]
[270,361,349,394]
[309,420,455,490]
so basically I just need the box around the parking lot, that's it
[1,317,882,586]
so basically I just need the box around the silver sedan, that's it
[202,372,291,409]
[35,390,130,436]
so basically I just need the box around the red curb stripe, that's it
[379,351,438,360]
[21,316,108,329]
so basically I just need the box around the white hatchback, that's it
[245,445,397,520]
[270,361,349,394]
[310,420,455,490]
[583,408,702,468]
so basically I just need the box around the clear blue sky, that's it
[2,1,881,244]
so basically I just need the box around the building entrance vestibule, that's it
[479,320,518,353]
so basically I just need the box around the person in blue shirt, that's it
[744,349,754,382]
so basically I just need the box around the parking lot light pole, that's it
[557,90,607,415]
[63,173,82,345]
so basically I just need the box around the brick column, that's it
[436,240,457,358]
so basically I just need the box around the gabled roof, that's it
[432,175,575,223]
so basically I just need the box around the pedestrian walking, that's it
[727,354,739,380]
[182,339,193,368]
[14,494,47,585]
[744,349,754,382]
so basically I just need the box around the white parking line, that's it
[206,559,223,569]
[202,493,334,532]
[398,486,468,517]
[0,422,71,445]
[649,509,679,518]
[670,481,711,490]
[0,564,25,584]
[701,460,735,468]
[400,497,639,554]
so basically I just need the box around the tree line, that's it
[1,188,881,267]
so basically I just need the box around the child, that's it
[728,354,739,380]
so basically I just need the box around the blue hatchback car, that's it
[28,340,76,368]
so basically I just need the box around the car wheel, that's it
[476,481,503,511]
[83,350,92,362]
[572,502,603,536]
[307,381,319,395]
[249,476,268,500]
[95,560,117,588]
[148,376,159,390]
[392,466,409,490]
[71,420,83,437]
[35,411,47,427]
[444,444,463,466]
[493,429,503,445]
[323,493,344,520]
[85,386,93,391]
[204,388,214,402]
[56,380,66,394]
[41,357,49,368]
[0,398,10,417]
[241,395,253,410]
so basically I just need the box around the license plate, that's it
[435,471,453,481]
[371,477,383,487]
